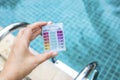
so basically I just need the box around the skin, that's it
[0,22,58,80]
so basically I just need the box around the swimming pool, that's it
[0,0,120,80]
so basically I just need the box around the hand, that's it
[0,22,58,80]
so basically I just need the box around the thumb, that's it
[34,52,58,64]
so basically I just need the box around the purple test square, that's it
[57,33,63,36]
[43,35,49,38]
[57,31,63,33]
[43,32,48,35]
[58,36,63,39]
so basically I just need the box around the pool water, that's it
[0,0,120,80]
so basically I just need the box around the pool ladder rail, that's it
[74,62,99,80]
[0,22,29,41]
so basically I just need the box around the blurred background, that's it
[0,0,120,80]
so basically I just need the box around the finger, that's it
[29,22,48,30]
[17,28,26,38]
[11,37,17,48]
[22,28,32,46]
[35,52,58,64]
[14,28,26,46]
[31,29,41,40]
[32,27,41,33]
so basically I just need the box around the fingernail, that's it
[48,21,52,24]
[52,52,58,56]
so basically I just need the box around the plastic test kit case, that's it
[42,23,66,52]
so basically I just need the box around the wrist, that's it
[0,72,5,80]
[0,67,22,80]
[0,70,12,80]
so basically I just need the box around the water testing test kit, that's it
[42,23,66,52]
